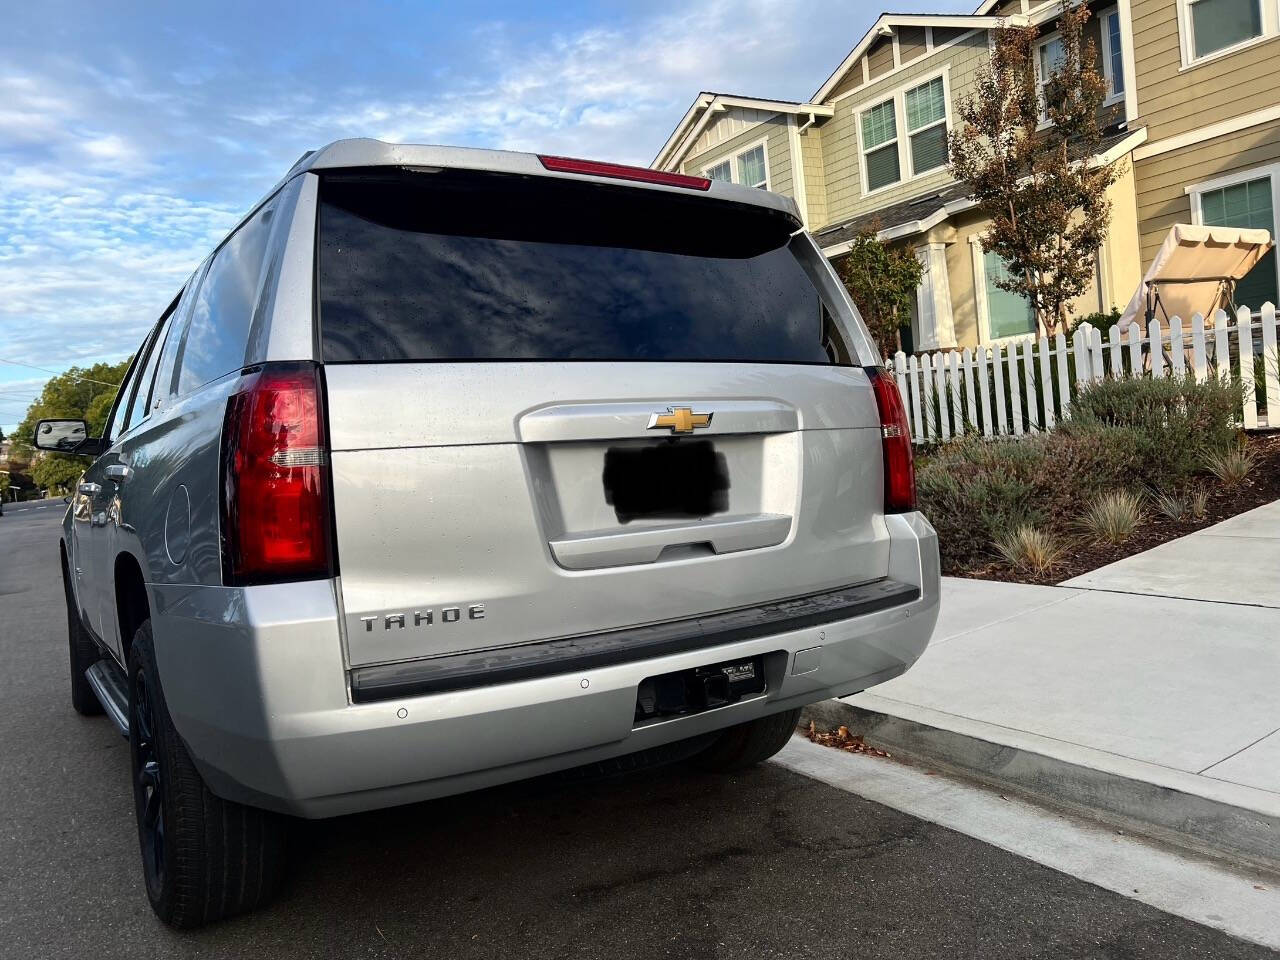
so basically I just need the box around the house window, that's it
[1196,175,1279,309]
[1185,0,1264,60]
[905,76,948,175]
[983,249,1037,340]
[702,142,768,189]
[737,144,768,189]
[861,99,900,192]
[1036,33,1065,122]
[1102,8,1125,103]
[857,68,951,196]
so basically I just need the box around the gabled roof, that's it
[810,12,1025,104]
[651,93,832,172]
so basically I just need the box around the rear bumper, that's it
[150,512,940,818]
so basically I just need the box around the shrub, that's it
[994,525,1065,575]
[917,438,1048,571]
[1068,307,1122,339]
[918,423,1155,571]
[1204,444,1257,486]
[1189,488,1209,519]
[1079,490,1144,544]
[1151,490,1187,521]
[1065,374,1242,487]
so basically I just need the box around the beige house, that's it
[652,0,1280,354]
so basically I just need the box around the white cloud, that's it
[0,0,969,431]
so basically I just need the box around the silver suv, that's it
[41,140,940,928]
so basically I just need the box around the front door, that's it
[84,324,158,658]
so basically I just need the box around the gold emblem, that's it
[646,406,713,434]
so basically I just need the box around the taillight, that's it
[867,367,916,513]
[537,155,712,191]
[220,362,334,585]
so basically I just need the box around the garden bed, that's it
[916,374,1277,586]
[949,432,1280,585]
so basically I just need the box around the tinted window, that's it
[318,171,844,365]
[174,201,276,395]
[125,297,180,430]
[153,264,208,403]
[107,332,152,442]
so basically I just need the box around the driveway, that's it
[1,509,1273,959]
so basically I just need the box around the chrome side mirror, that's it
[34,418,91,453]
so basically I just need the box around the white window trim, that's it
[856,66,953,199]
[1186,163,1280,252]
[970,236,1039,345]
[1099,7,1126,107]
[1116,0,1139,121]
[1175,0,1278,70]
[1187,162,1280,312]
[703,158,732,182]
[699,135,771,190]
[1034,29,1063,128]
[857,96,902,198]
[905,74,952,178]
[737,137,771,189]
[1033,13,1126,126]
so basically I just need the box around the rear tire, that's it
[127,621,287,928]
[697,708,804,773]
[63,560,102,716]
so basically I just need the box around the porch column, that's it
[914,242,956,350]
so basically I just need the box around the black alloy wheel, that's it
[130,666,165,898]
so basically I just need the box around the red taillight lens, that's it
[220,362,334,585]
[867,367,916,513]
[537,155,712,191]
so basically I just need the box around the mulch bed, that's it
[949,431,1280,586]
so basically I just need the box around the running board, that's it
[86,660,129,738]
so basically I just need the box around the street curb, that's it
[801,698,1280,876]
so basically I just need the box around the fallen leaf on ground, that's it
[804,721,891,757]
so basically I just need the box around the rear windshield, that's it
[317,170,850,365]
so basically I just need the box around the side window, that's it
[105,333,151,443]
[152,263,209,406]
[124,298,182,430]
[173,201,277,397]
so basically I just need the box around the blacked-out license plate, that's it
[602,440,730,524]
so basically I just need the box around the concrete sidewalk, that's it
[1063,499,1280,608]
[811,555,1280,871]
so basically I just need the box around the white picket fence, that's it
[885,304,1280,443]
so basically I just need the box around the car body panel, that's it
[150,512,938,818]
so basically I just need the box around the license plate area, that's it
[634,654,770,724]
[603,439,729,524]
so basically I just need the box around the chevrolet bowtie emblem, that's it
[647,406,713,434]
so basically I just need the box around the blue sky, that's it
[0,0,971,433]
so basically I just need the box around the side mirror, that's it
[34,418,93,454]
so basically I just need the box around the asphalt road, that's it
[0,508,1274,960]
[1,497,67,515]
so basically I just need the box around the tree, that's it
[948,0,1120,337]
[11,360,130,495]
[835,225,925,355]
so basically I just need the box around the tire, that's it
[62,559,103,716]
[127,621,287,928]
[696,708,804,773]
